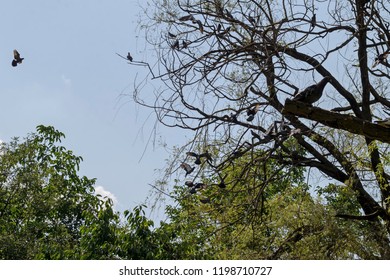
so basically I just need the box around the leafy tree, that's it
[0,125,102,259]
[130,0,390,258]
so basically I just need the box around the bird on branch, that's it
[310,13,316,28]
[126,52,133,62]
[246,104,260,121]
[12,49,24,67]
[292,76,331,104]
[372,51,390,68]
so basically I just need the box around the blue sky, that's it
[0,0,182,219]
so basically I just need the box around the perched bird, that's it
[246,114,255,122]
[179,14,196,22]
[12,49,24,67]
[375,118,390,128]
[224,9,233,18]
[172,39,180,50]
[292,76,331,104]
[194,183,206,189]
[185,181,194,188]
[168,32,177,38]
[126,52,133,62]
[250,130,262,141]
[372,51,390,68]
[199,197,211,204]
[195,20,204,33]
[310,13,316,28]
[218,180,226,189]
[186,151,212,165]
[180,162,195,176]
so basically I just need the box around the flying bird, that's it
[12,49,24,67]
[180,162,195,176]
[186,151,212,165]
[292,76,331,104]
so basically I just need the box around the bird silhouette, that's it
[172,39,180,49]
[12,49,24,67]
[246,104,260,121]
[179,15,196,22]
[185,181,194,188]
[180,162,195,176]
[310,14,316,28]
[186,151,212,165]
[292,76,331,104]
[126,52,133,62]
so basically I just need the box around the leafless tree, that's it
[131,0,390,257]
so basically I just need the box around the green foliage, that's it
[0,125,99,259]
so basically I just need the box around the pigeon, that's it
[185,181,194,188]
[195,20,204,33]
[126,52,133,62]
[180,162,195,176]
[179,15,196,22]
[186,151,212,165]
[168,32,177,38]
[172,39,180,49]
[12,49,24,67]
[247,104,260,116]
[375,118,390,128]
[246,114,255,122]
[372,51,390,68]
[292,76,331,104]
[194,183,206,189]
[310,13,316,28]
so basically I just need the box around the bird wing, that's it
[13,49,20,60]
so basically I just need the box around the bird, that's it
[292,76,331,104]
[179,15,196,22]
[375,118,390,128]
[185,181,194,188]
[180,162,195,176]
[172,39,180,50]
[246,114,255,122]
[194,183,206,189]
[168,32,177,38]
[195,20,204,33]
[372,51,390,68]
[246,104,260,121]
[310,13,316,28]
[126,52,133,62]
[247,104,260,116]
[12,49,24,67]
[186,151,212,165]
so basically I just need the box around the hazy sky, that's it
[0,0,182,219]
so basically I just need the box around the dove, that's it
[180,162,195,176]
[292,76,331,104]
[12,49,24,67]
